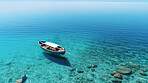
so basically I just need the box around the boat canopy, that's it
[44,42,59,48]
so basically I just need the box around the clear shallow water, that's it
[0,2,148,83]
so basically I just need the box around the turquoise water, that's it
[0,2,148,83]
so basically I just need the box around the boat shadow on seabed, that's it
[42,52,71,67]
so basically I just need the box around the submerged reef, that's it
[16,74,27,83]
[68,62,148,83]
[0,54,148,83]
[110,62,148,83]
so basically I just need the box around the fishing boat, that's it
[38,40,66,54]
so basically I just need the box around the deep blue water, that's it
[0,2,148,83]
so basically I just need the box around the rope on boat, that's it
[66,51,70,54]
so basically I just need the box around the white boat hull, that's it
[38,40,66,54]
